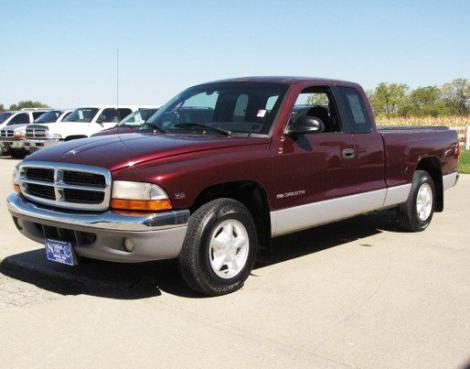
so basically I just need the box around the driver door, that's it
[270,86,358,235]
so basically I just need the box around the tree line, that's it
[368,78,470,117]
[0,100,49,112]
[2,79,470,118]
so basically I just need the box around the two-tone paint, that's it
[15,77,460,245]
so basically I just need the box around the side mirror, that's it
[96,116,105,125]
[285,115,325,136]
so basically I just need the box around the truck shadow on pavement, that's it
[0,210,402,299]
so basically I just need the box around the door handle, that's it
[342,148,355,159]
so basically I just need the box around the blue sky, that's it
[1,0,469,108]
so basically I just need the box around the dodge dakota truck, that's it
[7,77,460,296]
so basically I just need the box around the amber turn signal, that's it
[111,198,172,212]
[13,184,21,193]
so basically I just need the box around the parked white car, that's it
[0,108,52,157]
[24,105,138,151]
[24,110,73,153]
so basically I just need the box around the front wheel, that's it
[10,149,27,159]
[178,198,258,296]
[398,170,435,232]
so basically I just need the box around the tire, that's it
[398,170,435,232]
[178,198,258,296]
[10,149,26,159]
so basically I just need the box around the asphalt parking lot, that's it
[0,157,469,369]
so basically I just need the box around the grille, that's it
[26,128,47,139]
[1,130,14,138]
[63,171,106,188]
[25,167,54,182]
[27,183,55,199]
[63,188,105,204]
[19,162,111,211]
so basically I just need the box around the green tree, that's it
[0,103,4,112]
[408,86,447,116]
[440,78,470,115]
[369,83,409,116]
[9,100,49,111]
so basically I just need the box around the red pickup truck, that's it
[8,77,459,296]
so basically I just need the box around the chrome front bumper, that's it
[0,139,24,150]
[24,138,60,151]
[7,193,190,263]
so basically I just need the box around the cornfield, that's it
[376,116,470,127]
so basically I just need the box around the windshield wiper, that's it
[174,123,231,136]
[138,123,166,133]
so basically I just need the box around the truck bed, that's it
[379,126,459,188]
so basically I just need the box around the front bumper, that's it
[0,139,25,150]
[24,138,60,152]
[7,193,190,263]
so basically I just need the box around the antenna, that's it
[116,48,119,107]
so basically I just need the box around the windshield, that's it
[0,112,13,123]
[143,82,288,135]
[34,111,62,123]
[63,108,99,123]
[119,108,159,127]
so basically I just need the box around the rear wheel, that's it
[398,170,435,232]
[178,198,258,296]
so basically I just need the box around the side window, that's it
[335,87,372,133]
[98,108,119,123]
[62,112,72,120]
[10,113,29,124]
[118,108,132,120]
[32,112,45,120]
[292,87,341,132]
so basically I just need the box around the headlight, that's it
[48,133,62,139]
[111,181,172,211]
[12,164,21,193]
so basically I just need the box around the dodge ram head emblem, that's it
[65,149,79,156]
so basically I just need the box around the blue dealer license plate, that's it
[45,239,77,266]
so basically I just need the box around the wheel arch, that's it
[191,181,271,250]
[415,156,443,212]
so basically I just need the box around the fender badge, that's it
[174,192,186,200]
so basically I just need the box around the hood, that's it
[25,132,269,172]
[1,124,28,132]
[27,124,52,131]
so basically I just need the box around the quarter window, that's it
[335,87,372,133]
